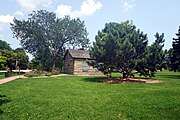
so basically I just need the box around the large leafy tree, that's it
[170,26,180,71]
[91,21,165,78]
[11,10,89,70]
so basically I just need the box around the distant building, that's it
[64,49,102,75]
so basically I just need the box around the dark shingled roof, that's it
[68,49,91,59]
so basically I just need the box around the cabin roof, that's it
[65,49,91,59]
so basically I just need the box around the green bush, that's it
[45,72,52,76]
[51,70,60,75]
[24,72,39,77]
[24,70,54,77]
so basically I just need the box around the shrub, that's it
[45,72,52,76]
[51,70,60,75]
[24,72,39,77]
[25,70,54,77]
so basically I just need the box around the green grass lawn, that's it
[0,70,179,120]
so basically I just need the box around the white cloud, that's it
[55,0,103,18]
[123,2,135,12]
[14,11,24,16]
[55,4,73,18]
[0,14,14,24]
[79,0,103,16]
[122,0,136,12]
[17,0,52,11]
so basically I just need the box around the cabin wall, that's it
[64,51,103,75]
[73,59,103,75]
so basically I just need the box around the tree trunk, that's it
[122,69,129,78]
[52,63,56,69]
[123,73,128,78]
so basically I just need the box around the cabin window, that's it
[82,61,89,72]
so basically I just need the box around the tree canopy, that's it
[0,48,29,70]
[0,40,12,51]
[90,21,165,78]
[170,26,180,71]
[11,10,89,70]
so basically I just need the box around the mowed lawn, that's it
[0,71,179,120]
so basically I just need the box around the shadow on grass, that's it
[0,95,11,114]
[82,76,107,83]
[158,74,180,79]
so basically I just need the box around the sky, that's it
[0,0,180,58]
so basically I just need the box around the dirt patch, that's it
[100,78,162,84]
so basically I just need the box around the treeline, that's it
[90,21,180,78]
[0,10,179,77]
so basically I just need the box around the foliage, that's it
[0,71,179,119]
[91,21,165,78]
[14,48,29,69]
[11,10,90,70]
[24,69,56,77]
[0,55,7,70]
[0,48,29,70]
[45,72,52,76]
[170,26,180,71]
[51,69,61,75]
[141,33,165,77]
[0,50,16,69]
[0,40,12,51]
[24,71,39,77]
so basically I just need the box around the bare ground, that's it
[100,78,162,84]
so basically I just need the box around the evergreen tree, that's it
[91,21,166,78]
[90,21,148,78]
[171,26,180,71]
[143,33,165,77]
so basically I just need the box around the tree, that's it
[142,33,165,77]
[170,26,180,71]
[14,48,29,69]
[165,48,173,70]
[11,10,89,70]
[0,48,29,70]
[0,55,7,70]
[0,50,16,69]
[90,21,149,78]
[90,21,165,78]
[0,40,12,51]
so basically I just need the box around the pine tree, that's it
[171,26,180,71]
[90,21,149,78]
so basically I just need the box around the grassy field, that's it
[0,70,179,120]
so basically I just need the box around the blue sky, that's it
[0,0,179,54]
